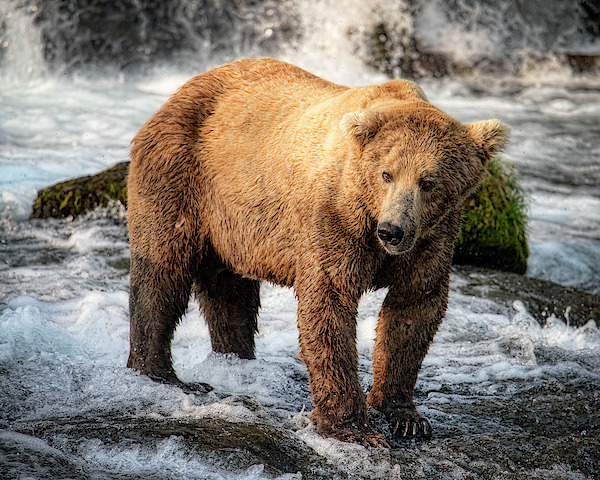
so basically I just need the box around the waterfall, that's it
[1,0,598,82]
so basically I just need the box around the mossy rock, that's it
[29,157,528,273]
[29,162,129,220]
[454,157,529,274]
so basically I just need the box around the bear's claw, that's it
[392,418,432,439]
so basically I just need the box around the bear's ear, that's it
[340,109,383,148]
[465,119,510,165]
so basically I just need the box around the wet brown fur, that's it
[127,58,509,446]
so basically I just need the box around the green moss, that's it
[454,157,529,274]
[29,162,129,219]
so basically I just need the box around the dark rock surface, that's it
[7,414,337,479]
[453,265,600,328]
[28,0,296,73]
[4,386,599,479]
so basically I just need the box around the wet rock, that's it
[566,54,600,74]
[453,157,529,275]
[0,431,91,480]
[358,1,600,80]
[29,162,129,220]
[28,0,297,73]
[6,406,599,479]
[7,415,337,479]
[453,265,600,328]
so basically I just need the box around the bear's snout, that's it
[377,222,404,246]
[377,216,418,255]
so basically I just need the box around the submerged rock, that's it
[357,2,600,79]
[5,389,600,479]
[30,0,296,73]
[7,413,337,479]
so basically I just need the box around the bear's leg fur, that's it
[128,254,212,393]
[367,281,448,439]
[194,249,260,359]
[296,277,388,447]
[127,254,188,381]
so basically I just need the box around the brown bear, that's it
[127,58,509,447]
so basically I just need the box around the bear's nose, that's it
[377,222,404,246]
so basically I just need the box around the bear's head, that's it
[340,100,509,255]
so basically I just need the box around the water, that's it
[1,1,599,479]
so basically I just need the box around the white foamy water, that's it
[1,1,599,478]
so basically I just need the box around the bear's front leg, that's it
[296,280,388,448]
[367,281,448,439]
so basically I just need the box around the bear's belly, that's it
[205,192,301,287]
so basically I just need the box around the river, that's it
[1,1,599,479]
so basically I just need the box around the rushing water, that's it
[1,1,599,479]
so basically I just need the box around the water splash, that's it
[1,0,598,83]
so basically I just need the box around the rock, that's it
[9,414,337,479]
[453,265,599,328]
[453,157,529,274]
[6,389,600,479]
[566,53,600,73]
[29,0,295,73]
[360,2,600,79]
[29,162,129,220]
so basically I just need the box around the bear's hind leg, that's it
[195,255,260,359]
[128,253,212,393]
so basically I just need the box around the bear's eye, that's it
[420,180,436,192]
[382,172,393,183]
